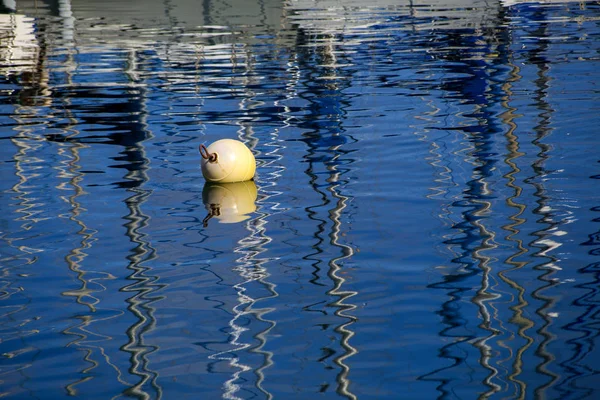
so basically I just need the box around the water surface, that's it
[1,0,599,399]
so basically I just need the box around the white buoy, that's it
[202,180,257,226]
[199,139,256,183]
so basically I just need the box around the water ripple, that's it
[1,0,599,399]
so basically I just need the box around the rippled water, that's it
[1,0,599,398]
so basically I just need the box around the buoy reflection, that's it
[202,180,258,227]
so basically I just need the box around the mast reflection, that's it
[520,11,563,398]
[296,30,358,399]
[416,4,581,398]
[413,12,552,398]
[118,48,164,400]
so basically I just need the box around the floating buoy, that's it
[199,139,256,183]
[202,180,257,226]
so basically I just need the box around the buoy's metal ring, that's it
[199,144,218,162]
[202,204,220,227]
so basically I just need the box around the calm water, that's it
[1,0,599,399]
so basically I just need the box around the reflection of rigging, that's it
[215,200,277,400]
[3,115,45,393]
[120,177,163,400]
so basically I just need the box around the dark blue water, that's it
[1,0,599,398]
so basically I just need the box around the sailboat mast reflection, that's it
[521,16,562,398]
[4,9,111,395]
[325,151,358,399]
[47,17,119,394]
[416,19,518,398]
[417,8,569,397]
[118,49,165,400]
[297,30,358,399]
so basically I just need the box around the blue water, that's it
[1,0,599,399]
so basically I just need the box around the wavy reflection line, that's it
[242,215,278,400]
[298,32,358,399]
[1,12,59,391]
[55,133,135,395]
[57,136,119,395]
[222,202,277,400]
[418,127,504,399]
[120,182,163,400]
[325,156,357,400]
[3,21,56,381]
[243,128,285,400]
[3,125,45,394]
[522,16,563,398]
[453,142,501,399]
[322,45,358,400]
[496,57,535,400]
[304,147,358,400]
[119,49,164,400]
[47,41,122,394]
[416,42,507,399]
[460,71,507,396]
[470,207,504,400]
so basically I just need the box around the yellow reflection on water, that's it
[202,181,258,227]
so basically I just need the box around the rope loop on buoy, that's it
[199,144,218,163]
